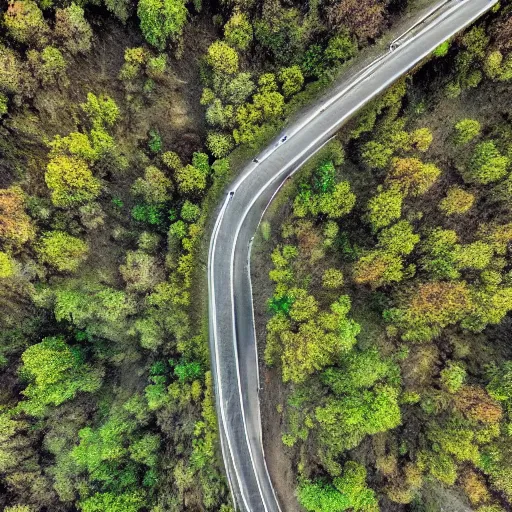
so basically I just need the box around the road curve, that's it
[208,1,499,510]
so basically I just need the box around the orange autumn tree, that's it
[0,186,35,248]
[387,281,472,341]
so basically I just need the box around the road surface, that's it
[207,0,499,510]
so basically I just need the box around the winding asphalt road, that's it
[208,0,499,510]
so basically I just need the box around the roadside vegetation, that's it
[257,2,512,511]
[0,0,422,510]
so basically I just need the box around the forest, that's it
[0,0,509,511]
[255,1,512,510]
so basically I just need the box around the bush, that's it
[37,231,89,272]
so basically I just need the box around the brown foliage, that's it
[386,157,440,197]
[0,187,35,248]
[326,0,385,40]
[455,385,503,424]
[460,469,490,505]
[408,281,471,326]
[492,16,512,52]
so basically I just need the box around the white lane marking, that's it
[209,0,498,509]
[229,221,270,512]
[389,0,453,47]
[208,195,252,512]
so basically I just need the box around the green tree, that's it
[224,12,253,50]
[45,155,102,207]
[324,31,356,63]
[206,41,239,74]
[19,336,103,416]
[180,200,201,222]
[441,361,466,393]
[37,231,89,272]
[439,186,475,215]
[299,462,378,512]
[377,220,419,256]
[28,46,68,86]
[174,163,208,195]
[54,4,93,55]
[353,250,405,288]
[132,166,172,204]
[322,269,344,289]
[361,141,393,169]
[278,65,304,98]
[137,0,188,50]
[3,0,48,46]
[462,141,509,184]
[207,132,234,157]
[386,157,440,197]
[0,251,14,278]
[119,251,164,293]
[81,93,120,128]
[366,186,403,232]
[454,119,481,144]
